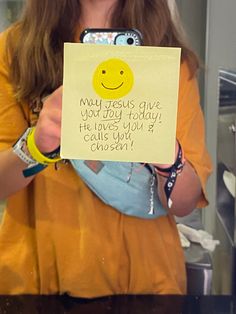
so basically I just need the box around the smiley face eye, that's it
[102,70,106,74]
[120,70,124,75]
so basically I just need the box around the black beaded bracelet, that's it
[154,142,185,208]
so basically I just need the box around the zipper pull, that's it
[148,170,156,215]
[126,162,134,183]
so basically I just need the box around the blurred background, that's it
[0,0,236,296]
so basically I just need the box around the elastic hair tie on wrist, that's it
[26,127,62,165]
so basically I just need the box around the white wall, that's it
[0,1,8,31]
[0,0,23,32]
[176,0,207,104]
[204,0,236,233]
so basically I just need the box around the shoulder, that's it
[0,27,9,44]
[0,27,13,53]
[178,61,200,110]
[0,25,19,65]
[0,27,13,73]
[179,61,198,91]
[179,61,191,80]
[176,61,202,135]
[0,28,8,58]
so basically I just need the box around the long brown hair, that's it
[6,0,199,104]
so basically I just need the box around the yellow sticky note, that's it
[61,43,181,164]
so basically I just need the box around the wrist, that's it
[12,128,37,165]
[34,127,59,154]
[153,141,185,208]
[27,127,61,165]
[12,127,61,178]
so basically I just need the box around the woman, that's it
[0,0,212,296]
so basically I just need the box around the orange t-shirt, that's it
[0,29,212,297]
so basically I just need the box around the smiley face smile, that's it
[101,82,124,90]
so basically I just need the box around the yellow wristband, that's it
[27,127,62,165]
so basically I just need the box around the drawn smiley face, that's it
[93,58,134,99]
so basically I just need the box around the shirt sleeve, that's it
[0,29,28,151]
[176,62,213,208]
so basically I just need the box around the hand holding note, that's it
[61,43,181,164]
[34,86,63,153]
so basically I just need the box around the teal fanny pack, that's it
[70,160,167,219]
